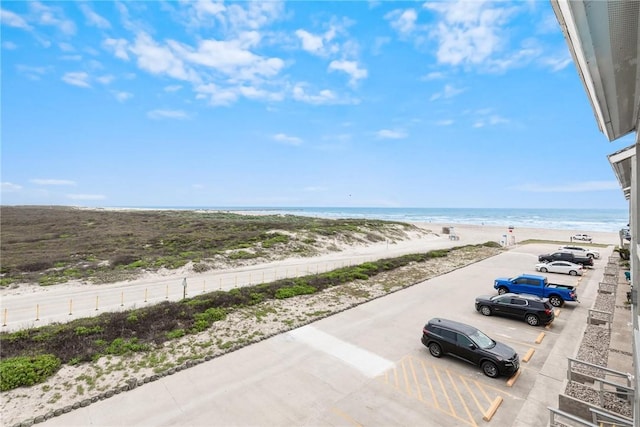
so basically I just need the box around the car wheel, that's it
[498,287,508,295]
[481,361,499,378]
[549,295,563,307]
[540,267,548,273]
[480,306,492,316]
[525,313,539,326]
[587,254,594,259]
[569,270,578,276]
[428,342,442,358]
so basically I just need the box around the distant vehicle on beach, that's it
[571,233,592,242]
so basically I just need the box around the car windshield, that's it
[469,330,495,349]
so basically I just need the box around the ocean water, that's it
[137,207,629,233]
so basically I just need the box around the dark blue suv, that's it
[421,318,519,378]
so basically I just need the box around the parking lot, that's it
[42,242,610,427]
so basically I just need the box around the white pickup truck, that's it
[558,245,600,259]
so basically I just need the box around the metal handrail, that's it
[568,357,633,386]
[590,407,634,426]
[548,406,598,427]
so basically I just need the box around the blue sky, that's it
[0,1,633,209]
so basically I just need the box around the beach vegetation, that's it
[0,242,501,392]
[1,206,417,286]
[0,354,61,391]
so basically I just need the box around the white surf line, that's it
[287,325,394,377]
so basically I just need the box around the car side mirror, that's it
[468,343,477,350]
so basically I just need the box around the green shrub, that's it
[0,354,61,391]
[194,308,226,325]
[275,284,317,299]
[104,338,149,355]
[74,326,104,336]
[166,329,186,339]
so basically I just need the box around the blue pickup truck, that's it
[493,274,578,307]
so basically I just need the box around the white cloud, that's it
[273,133,302,146]
[292,84,339,105]
[385,8,418,35]
[62,71,90,88]
[512,181,621,193]
[103,38,129,60]
[96,74,114,84]
[58,42,74,52]
[295,23,343,57]
[238,85,284,102]
[30,179,76,185]
[194,0,226,18]
[430,84,465,101]
[0,9,32,29]
[130,32,198,82]
[171,34,284,82]
[16,64,49,80]
[543,52,573,72]
[147,109,189,120]
[80,4,111,29]
[195,83,238,106]
[164,85,183,92]
[296,29,324,54]
[114,91,133,102]
[328,60,368,86]
[421,71,445,81]
[1,182,23,192]
[424,1,513,67]
[435,119,454,126]
[376,129,407,139]
[30,1,76,35]
[2,41,17,50]
[66,194,106,200]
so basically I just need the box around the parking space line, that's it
[401,358,413,398]
[446,369,478,427]
[461,377,489,414]
[380,356,515,426]
[471,378,494,405]
[434,365,456,415]
[408,357,424,403]
[420,359,440,409]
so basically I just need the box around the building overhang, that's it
[608,144,636,200]
[550,0,640,142]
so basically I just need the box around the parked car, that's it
[571,233,592,242]
[558,245,600,259]
[421,318,520,378]
[535,260,584,276]
[494,274,578,307]
[538,251,593,267]
[475,293,555,326]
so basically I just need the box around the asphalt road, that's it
[39,242,611,427]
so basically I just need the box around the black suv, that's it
[474,293,555,326]
[537,251,593,267]
[421,318,519,378]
